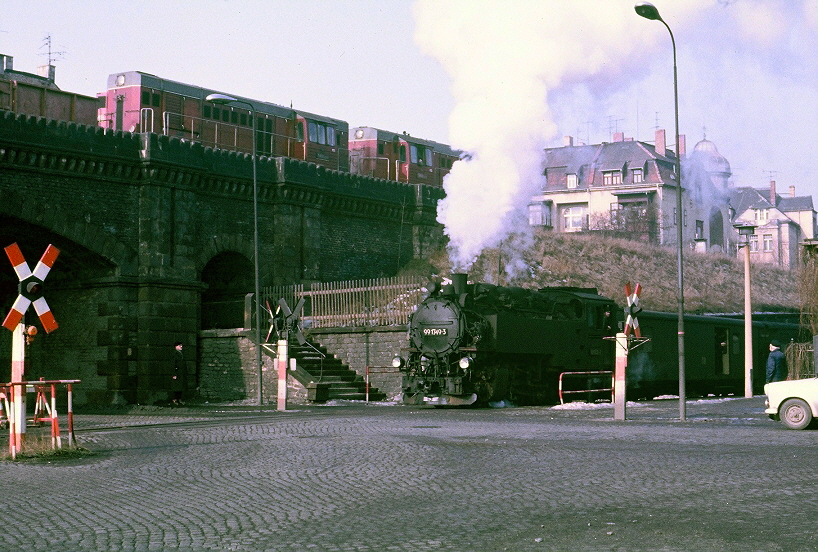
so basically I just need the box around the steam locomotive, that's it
[393,274,618,406]
[394,275,804,407]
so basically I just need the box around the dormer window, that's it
[754,209,769,222]
[603,170,622,186]
[566,174,578,189]
[632,168,643,183]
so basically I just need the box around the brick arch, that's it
[0,188,138,275]
[195,234,256,281]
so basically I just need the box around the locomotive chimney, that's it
[451,273,468,295]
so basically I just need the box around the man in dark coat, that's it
[765,340,787,384]
[172,341,186,405]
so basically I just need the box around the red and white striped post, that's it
[67,383,76,447]
[614,332,628,421]
[50,382,62,449]
[10,323,26,453]
[277,339,288,411]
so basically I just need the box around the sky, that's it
[3,0,817,268]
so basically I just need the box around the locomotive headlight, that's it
[459,356,473,370]
[392,356,405,369]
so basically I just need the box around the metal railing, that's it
[558,371,614,404]
[262,276,425,329]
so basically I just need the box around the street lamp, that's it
[734,223,757,397]
[635,2,687,420]
[206,93,263,406]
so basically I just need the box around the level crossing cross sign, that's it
[623,281,642,338]
[2,243,60,333]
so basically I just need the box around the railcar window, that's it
[213,108,220,120]
[141,91,150,105]
[152,93,160,107]
[203,106,211,118]
[400,145,406,163]
[425,149,433,167]
[327,126,336,146]
[378,143,384,155]
[317,124,327,145]
[231,111,238,124]
[240,113,247,126]
[296,122,304,142]
[308,121,317,143]
[222,110,229,122]
[410,145,418,164]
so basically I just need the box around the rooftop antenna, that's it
[39,34,66,75]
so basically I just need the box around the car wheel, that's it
[779,398,813,430]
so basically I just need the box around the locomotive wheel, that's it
[779,398,813,430]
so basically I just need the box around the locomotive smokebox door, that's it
[409,298,464,354]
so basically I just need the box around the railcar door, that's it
[715,328,730,375]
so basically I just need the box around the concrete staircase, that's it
[287,340,387,401]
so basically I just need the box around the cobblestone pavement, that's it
[1,397,816,551]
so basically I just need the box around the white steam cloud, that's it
[413,0,806,271]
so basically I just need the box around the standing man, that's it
[171,341,187,405]
[765,340,788,384]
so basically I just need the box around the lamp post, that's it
[635,2,686,420]
[206,93,263,406]
[734,223,757,397]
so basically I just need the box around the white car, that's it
[764,378,818,430]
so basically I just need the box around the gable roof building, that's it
[530,130,815,269]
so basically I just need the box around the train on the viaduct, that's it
[0,55,459,188]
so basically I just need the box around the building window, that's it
[763,234,773,252]
[754,209,769,222]
[528,203,552,227]
[603,171,622,186]
[632,168,643,183]
[695,220,704,239]
[750,234,759,252]
[567,174,578,189]
[562,204,587,231]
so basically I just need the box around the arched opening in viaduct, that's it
[201,251,254,330]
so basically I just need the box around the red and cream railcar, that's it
[97,71,349,172]
[348,126,459,187]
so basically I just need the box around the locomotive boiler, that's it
[393,274,618,406]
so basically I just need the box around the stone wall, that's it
[196,326,408,403]
[309,326,408,400]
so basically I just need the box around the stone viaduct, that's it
[0,113,444,405]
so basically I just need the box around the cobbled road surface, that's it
[1,397,816,551]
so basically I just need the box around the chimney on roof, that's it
[37,64,56,83]
[564,136,574,147]
[0,54,12,72]
[790,185,795,197]
[770,181,777,204]
[655,129,666,156]
[613,132,624,142]
[678,134,686,158]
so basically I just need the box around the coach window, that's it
[377,143,385,156]
[326,125,336,146]
[231,111,238,124]
[141,91,150,105]
[203,105,211,118]
[212,108,220,120]
[240,113,247,126]
[308,121,317,143]
[400,145,406,163]
[222,110,229,122]
[425,149,433,167]
[152,93,160,107]
[296,121,304,142]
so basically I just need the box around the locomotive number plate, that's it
[423,328,448,336]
